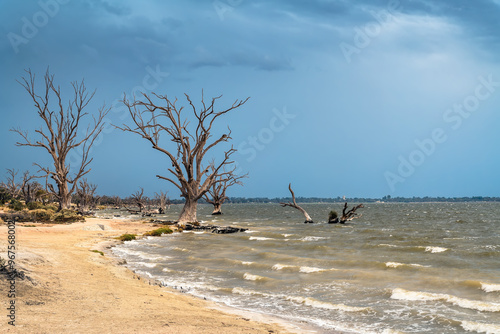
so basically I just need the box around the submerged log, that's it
[182,223,247,234]
[280,183,313,223]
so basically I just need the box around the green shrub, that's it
[27,202,44,210]
[51,209,85,223]
[44,204,58,211]
[9,199,25,211]
[328,210,338,220]
[117,234,136,241]
[90,249,104,256]
[143,227,173,237]
[30,209,54,222]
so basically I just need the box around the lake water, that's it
[111,202,500,333]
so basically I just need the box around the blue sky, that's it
[1,0,499,199]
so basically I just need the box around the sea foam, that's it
[243,273,268,281]
[424,246,448,253]
[481,283,500,293]
[286,296,369,312]
[391,288,500,312]
[461,320,500,334]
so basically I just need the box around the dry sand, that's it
[0,217,311,334]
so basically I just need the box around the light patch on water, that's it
[249,236,276,241]
[285,296,370,312]
[461,320,500,334]
[300,236,329,241]
[385,262,427,269]
[424,246,448,253]
[130,261,156,268]
[391,288,500,312]
[243,273,268,281]
[299,266,328,273]
[282,234,293,237]
[241,261,253,265]
[272,263,295,270]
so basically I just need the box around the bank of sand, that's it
[0,217,309,333]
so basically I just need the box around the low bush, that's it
[143,227,173,237]
[328,210,338,220]
[51,209,85,223]
[117,234,136,241]
[27,202,44,210]
[30,209,54,222]
[9,199,25,211]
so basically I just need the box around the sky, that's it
[1,0,500,199]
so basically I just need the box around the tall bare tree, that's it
[117,91,249,225]
[155,190,170,214]
[280,183,313,223]
[1,169,21,199]
[204,166,246,215]
[130,187,146,212]
[11,69,109,210]
[75,178,99,212]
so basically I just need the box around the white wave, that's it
[244,230,258,233]
[272,263,295,270]
[243,273,268,281]
[135,270,154,279]
[282,233,293,237]
[161,267,171,272]
[391,288,500,312]
[193,231,205,234]
[481,283,500,293]
[385,262,426,268]
[424,246,448,253]
[378,244,398,248]
[241,261,254,265]
[130,261,156,268]
[232,287,271,297]
[386,262,404,268]
[249,236,275,241]
[286,296,369,312]
[300,236,328,241]
[299,266,328,273]
[461,320,500,334]
[113,248,165,261]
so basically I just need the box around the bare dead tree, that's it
[11,69,110,211]
[155,191,170,214]
[111,195,122,209]
[20,172,41,205]
[116,91,249,225]
[340,202,364,223]
[75,179,98,213]
[280,183,313,223]
[1,169,21,199]
[130,188,146,213]
[329,202,364,224]
[204,166,246,215]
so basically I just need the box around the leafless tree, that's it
[1,169,21,199]
[116,91,249,225]
[204,166,246,215]
[111,195,122,209]
[155,190,170,214]
[280,184,313,223]
[130,188,146,213]
[75,179,99,212]
[11,69,109,210]
[20,173,42,205]
[340,202,363,223]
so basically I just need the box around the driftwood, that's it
[329,202,364,224]
[182,223,247,234]
[280,183,313,223]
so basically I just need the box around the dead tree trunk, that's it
[280,184,313,223]
[330,202,364,224]
[11,69,109,211]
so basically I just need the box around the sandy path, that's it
[0,218,303,333]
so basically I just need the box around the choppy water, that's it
[112,202,500,333]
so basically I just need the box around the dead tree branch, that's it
[280,183,313,223]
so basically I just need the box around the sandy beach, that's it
[0,217,303,334]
